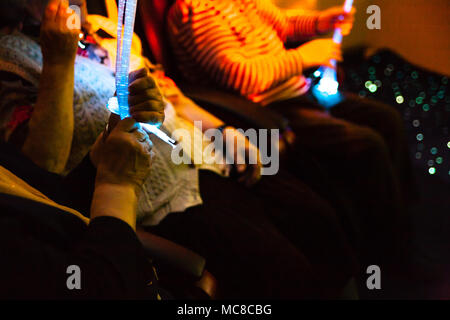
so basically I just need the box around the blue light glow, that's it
[111,0,176,148]
[107,97,176,148]
[312,0,354,108]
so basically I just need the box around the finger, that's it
[129,99,164,115]
[129,68,149,84]
[237,166,259,187]
[106,113,121,137]
[341,25,352,36]
[332,51,343,62]
[128,88,163,106]
[236,163,247,174]
[57,0,69,22]
[238,164,260,187]
[137,136,154,156]
[324,61,336,69]
[44,0,60,22]
[249,164,262,186]
[130,100,164,114]
[133,127,150,143]
[128,76,159,95]
[114,117,139,133]
[235,147,247,173]
[131,111,165,124]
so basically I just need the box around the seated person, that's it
[167,0,415,265]
[0,0,358,298]
[0,1,160,299]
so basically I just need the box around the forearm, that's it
[22,61,75,174]
[219,50,304,96]
[253,0,318,41]
[90,183,138,231]
[285,10,319,41]
[171,95,224,132]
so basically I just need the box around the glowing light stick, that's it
[312,0,354,108]
[107,97,176,147]
[109,0,176,148]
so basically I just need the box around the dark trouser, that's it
[149,170,357,299]
[269,93,415,266]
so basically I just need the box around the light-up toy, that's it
[312,0,354,108]
[107,0,176,148]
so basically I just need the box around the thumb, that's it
[114,117,139,133]
[324,61,336,69]
[129,68,148,83]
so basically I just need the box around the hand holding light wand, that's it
[107,0,176,148]
[312,0,354,108]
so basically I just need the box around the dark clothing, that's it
[0,143,356,299]
[149,170,358,299]
[0,143,157,300]
[269,93,415,264]
[0,198,156,300]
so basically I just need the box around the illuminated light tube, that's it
[312,0,354,108]
[107,97,177,148]
[113,0,176,148]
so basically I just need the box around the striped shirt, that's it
[167,0,319,106]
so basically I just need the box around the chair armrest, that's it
[136,229,206,279]
[179,84,289,131]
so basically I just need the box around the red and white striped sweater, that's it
[167,0,319,106]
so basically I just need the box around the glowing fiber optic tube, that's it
[107,97,176,147]
[313,0,354,106]
[112,0,176,148]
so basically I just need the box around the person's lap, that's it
[252,169,358,297]
[268,93,412,263]
[149,169,358,298]
[148,170,319,298]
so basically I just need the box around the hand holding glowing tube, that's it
[109,0,176,148]
[312,0,354,107]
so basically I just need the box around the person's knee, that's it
[363,100,405,139]
[349,126,389,160]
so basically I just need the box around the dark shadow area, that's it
[337,48,450,299]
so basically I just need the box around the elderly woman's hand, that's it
[40,0,80,65]
[93,118,153,192]
[90,118,153,230]
[128,68,166,125]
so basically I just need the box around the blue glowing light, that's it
[312,0,354,108]
[107,97,176,148]
[111,0,176,148]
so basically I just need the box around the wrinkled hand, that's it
[222,127,262,187]
[317,6,356,36]
[298,39,342,69]
[92,118,153,192]
[128,68,165,125]
[40,0,80,65]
